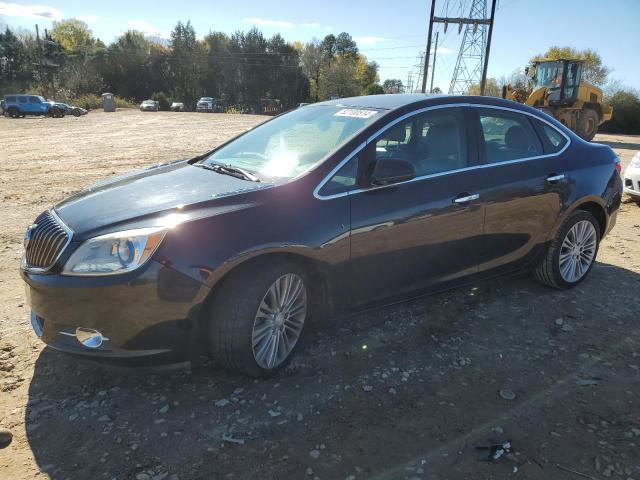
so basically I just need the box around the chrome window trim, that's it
[313,142,366,200]
[22,208,74,274]
[313,102,571,200]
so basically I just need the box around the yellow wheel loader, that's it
[502,59,612,141]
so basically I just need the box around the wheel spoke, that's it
[559,221,597,283]
[255,333,274,365]
[252,273,307,370]
[252,322,272,347]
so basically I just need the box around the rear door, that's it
[347,106,485,306]
[471,107,570,272]
[18,96,29,113]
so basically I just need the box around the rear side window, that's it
[18,96,28,103]
[530,117,568,153]
[479,110,543,163]
[5,96,16,103]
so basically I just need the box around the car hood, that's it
[55,160,273,236]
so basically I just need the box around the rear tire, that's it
[577,108,599,141]
[208,261,309,377]
[533,210,600,289]
[8,108,19,118]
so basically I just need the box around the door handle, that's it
[546,174,565,183]
[453,193,479,204]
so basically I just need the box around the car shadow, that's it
[596,140,640,151]
[23,260,640,479]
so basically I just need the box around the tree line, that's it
[0,19,384,112]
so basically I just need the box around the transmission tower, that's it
[449,0,487,94]
[421,0,497,95]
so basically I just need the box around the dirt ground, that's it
[0,110,639,480]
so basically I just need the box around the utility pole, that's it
[480,0,497,95]
[421,0,436,93]
[35,24,44,94]
[430,31,439,93]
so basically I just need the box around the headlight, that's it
[631,153,640,168]
[63,227,166,276]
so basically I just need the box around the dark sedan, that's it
[21,94,622,377]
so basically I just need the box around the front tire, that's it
[209,261,309,377]
[533,211,600,289]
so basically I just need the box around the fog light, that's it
[75,327,104,349]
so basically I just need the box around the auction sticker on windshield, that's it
[334,108,378,119]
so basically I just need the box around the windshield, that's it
[200,105,381,179]
[200,97,213,102]
[534,61,564,89]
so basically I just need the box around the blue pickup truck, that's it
[1,94,65,118]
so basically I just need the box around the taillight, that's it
[614,157,621,174]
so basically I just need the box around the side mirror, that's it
[370,159,416,187]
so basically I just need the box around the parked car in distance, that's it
[170,102,185,112]
[3,94,65,118]
[623,152,640,201]
[196,97,215,112]
[52,102,88,117]
[21,94,622,378]
[140,100,159,112]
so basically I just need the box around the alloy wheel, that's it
[251,273,307,369]
[559,220,597,283]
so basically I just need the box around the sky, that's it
[1,0,639,92]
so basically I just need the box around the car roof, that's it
[313,93,535,112]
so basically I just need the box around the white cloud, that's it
[0,2,63,21]
[436,46,453,55]
[127,20,170,38]
[300,22,320,28]
[76,13,97,24]
[324,25,333,32]
[242,17,294,29]
[354,36,388,46]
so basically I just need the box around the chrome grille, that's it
[24,210,72,271]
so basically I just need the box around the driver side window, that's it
[373,108,468,177]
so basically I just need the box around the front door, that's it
[348,106,485,306]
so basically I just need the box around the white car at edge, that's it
[623,152,640,200]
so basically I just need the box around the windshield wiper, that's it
[195,163,260,182]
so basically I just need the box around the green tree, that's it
[466,78,501,97]
[382,79,403,93]
[101,31,154,100]
[600,87,640,134]
[335,32,358,57]
[530,46,610,87]
[363,83,384,95]
[0,27,32,89]
[169,21,205,108]
[50,19,95,53]
[320,34,337,60]
[318,56,359,99]
[354,55,379,93]
[300,39,324,101]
